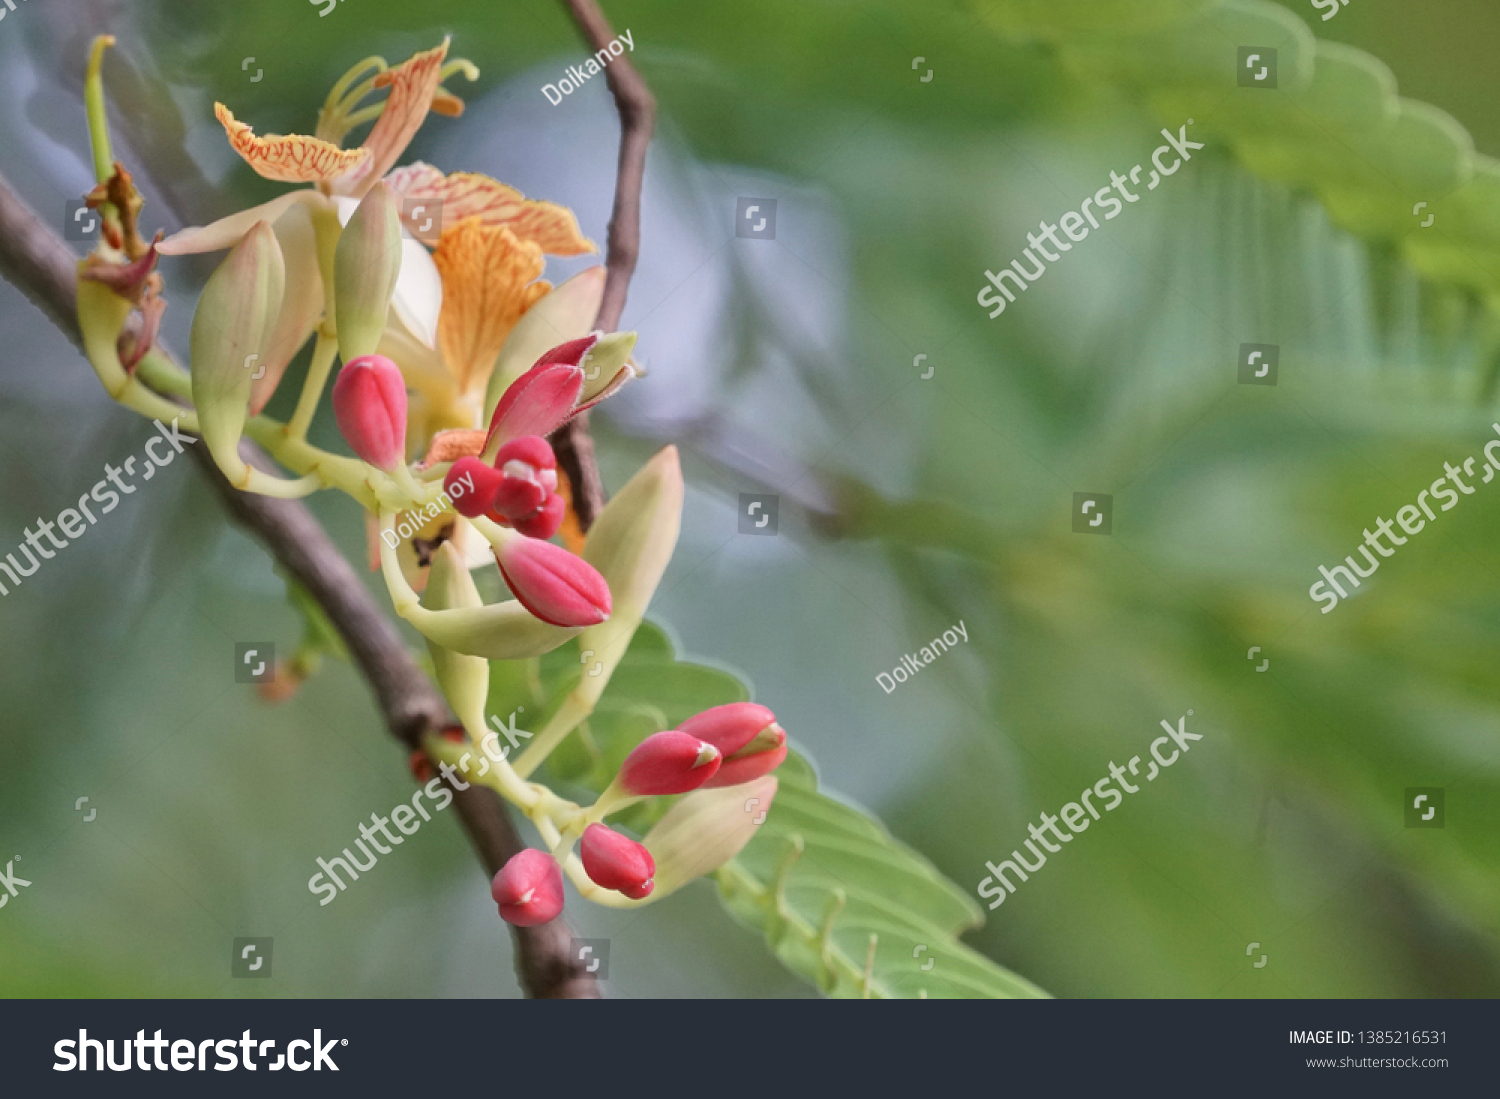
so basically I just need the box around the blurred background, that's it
[2,0,1498,997]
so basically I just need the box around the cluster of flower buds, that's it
[441,332,633,538]
[446,436,564,539]
[326,328,623,628]
[75,34,794,944]
[489,702,788,926]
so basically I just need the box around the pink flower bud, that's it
[444,456,503,518]
[678,702,779,757]
[513,493,566,541]
[580,823,656,899]
[332,354,407,468]
[619,730,721,796]
[706,741,787,789]
[490,436,559,521]
[483,358,584,457]
[491,848,565,927]
[494,535,611,627]
[676,702,788,788]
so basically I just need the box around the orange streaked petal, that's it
[343,39,450,195]
[386,162,595,256]
[432,218,549,397]
[215,103,369,184]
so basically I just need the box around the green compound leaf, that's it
[971,0,1500,299]
[485,621,1047,999]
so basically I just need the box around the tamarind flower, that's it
[157,38,594,417]
[72,33,794,932]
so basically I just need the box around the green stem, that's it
[134,349,192,402]
[84,37,116,185]
[287,333,338,439]
[512,692,593,778]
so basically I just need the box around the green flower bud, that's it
[640,774,778,899]
[574,445,683,707]
[334,181,403,364]
[576,330,637,410]
[189,220,285,485]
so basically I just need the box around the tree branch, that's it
[0,170,600,999]
[550,0,657,530]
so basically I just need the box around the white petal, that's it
[159,190,325,255]
[451,517,496,571]
[392,238,442,349]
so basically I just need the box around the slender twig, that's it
[0,170,601,999]
[550,0,657,530]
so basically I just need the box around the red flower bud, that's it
[707,742,787,789]
[513,493,566,540]
[494,536,611,627]
[492,477,547,521]
[619,730,721,796]
[534,334,599,369]
[444,455,503,518]
[490,435,558,521]
[332,353,407,468]
[580,823,656,899]
[676,702,788,788]
[678,702,778,757]
[491,848,565,927]
[483,359,584,456]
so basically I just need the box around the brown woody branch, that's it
[550,0,658,530]
[0,170,601,999]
